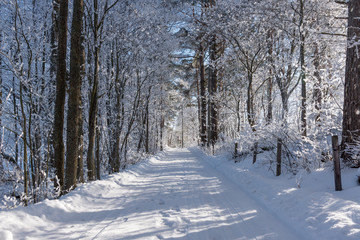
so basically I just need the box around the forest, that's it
[0,0,356,209]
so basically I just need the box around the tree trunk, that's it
[65,0,84,191]
[207,34,218,146]
[50,0,59,90]
[199,44,207,146]
[276,87,290,176]
[313,43,322,124]
[246,72,255,131]
[266,78,273,125]
[236,100,241,133]
[96,123,101,180]
[111,99,121,172]
[53,0,68,193]
[110,45,125,172]
[77,106,84,183]
[181,107,184,148]
[86,53,98,180]
[29,99,35,195]
[145,87,151,153]
[196,67,201,146]
[20,82,28,206]
[0,35,2,145]
[77,83,84,183]
[246,71,258,163]
[342,0,360,166]
[299,0,307,137]
[276,138,282,176]
[160,85,164,151]
[160,115,164,151]
[13,78,19,164]
[266,29,274,125]
[86,0,99,181]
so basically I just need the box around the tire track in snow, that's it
[183,154,256,240]
[161,148,302,240]
[190,148,304,240]
[75,174,132,240]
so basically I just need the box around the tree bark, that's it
[96,122,101,180]
[299,0,307,137]
[110,42,126,172]
[77,101,84,183]
[276,138,282,176]
[65,0,84,191]
[50,0,59,87]
[77,70,84,184]
[12,78,19,164]
[246,70,258,164]
[0,33,2,143]
[160,85,164,151]
[197,44,207,146]
[20,82,28,205]
[342,0,360,166]
[145,86,151,153]
[86,0,100,181]
[53,0,68,193]
[181,107,184,148]
[160,115,164,151]
[246,72,256,131]
[266,29,274,124]
[313,43,322,124]
[207,34,218,146]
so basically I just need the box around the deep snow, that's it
[0,147,359,240]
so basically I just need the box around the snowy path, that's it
[1,148,303,240]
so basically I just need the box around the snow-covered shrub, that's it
[342,138,360,168]
[1,195,19,209]
[227,118,339,176]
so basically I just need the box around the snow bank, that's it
[0,230,13,240]
[192,147,360,240]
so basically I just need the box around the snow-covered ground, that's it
[0,147,359,240]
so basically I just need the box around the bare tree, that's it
[64,0,84,191]
[53,0,68,193]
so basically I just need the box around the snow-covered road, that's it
[1,148,304,240]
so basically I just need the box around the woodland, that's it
[0,0,358,208]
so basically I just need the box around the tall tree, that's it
[65,0,84,191]
[86,0,100,181]
[53,0,68,193]
[342,0,360,166]
[207,34,218,146]
[206,0,219,147]
[299,0,307,137]
[199,44,207,146]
